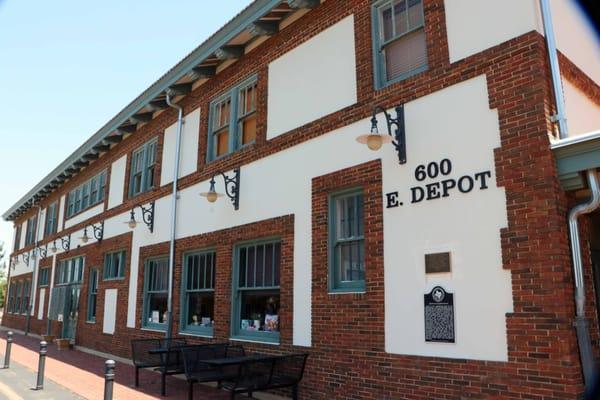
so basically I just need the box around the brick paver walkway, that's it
[0,331,276,400]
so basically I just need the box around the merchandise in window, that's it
[181,251,215,335]
[143,257,169,330]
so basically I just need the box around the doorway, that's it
[62,285,81,340]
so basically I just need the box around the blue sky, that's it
[0,0,252,261]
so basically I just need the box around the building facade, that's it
[3,0,600,398]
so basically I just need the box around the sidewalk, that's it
[0,356,84,400]
[0,330,280,400]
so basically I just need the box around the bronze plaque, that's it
[425,252,451,274]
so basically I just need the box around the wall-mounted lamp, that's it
[126,202,155,233]
[80,221,104,243]
[356,104,406,164]
[37,245,48,260]
[200,168,241,210]
[51,234,70,253]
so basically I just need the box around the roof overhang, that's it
[2,0,318,222]
[551,130,600,191]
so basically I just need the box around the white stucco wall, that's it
[19,221,26,249]
[57,195,66,232]
[564,80,600,137]
[108,155,127,209]
[37,288,45,320]
[444,0,539,63]
[161,108,200,185]
[103,289,118,334]
[64,203,104,229]
[267,15,357,139]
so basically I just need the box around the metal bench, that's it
[219,353,308,399]
[130,337,187,395]
[179,344,245,400]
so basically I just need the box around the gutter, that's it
[164,92,184,339]
[25,205,42,336]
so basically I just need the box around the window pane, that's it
[186,292,214,328]
[384,27,427,81]
[394,0,408,36]
[215,129,229,157]
[145,293,168,324]
[381,4,394,41]
[240,115,257,145]
[407,0,423,29]
[337,241,365,282]
[214,99,231,130]
[239,248,247,287]
[239,292,279,333]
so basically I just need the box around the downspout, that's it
[539,0,568,139]
[165,92,184,339]
[25,204,42,336]
[569,169,600,386]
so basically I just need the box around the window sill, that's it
[179,330,214,339]
[230,336,280,346]
[85,320,96,324]
[141,326,166,333]
[376,65,428,91]
[103,277,125,282]
[328,290,366,295]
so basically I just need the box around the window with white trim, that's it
[25,215,37,246]
[66,170,107,218]
[45,202,58,237]
[129,139,158,197]
[373,0,427,87]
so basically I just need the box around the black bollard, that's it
[103,360,115,400]
[35,341,47,389]
[3,331,13,369]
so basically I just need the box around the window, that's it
[13,225,22,252]
[232,240,281,343]
[56,257,85,285]
[373,0,427,87]
[104,251,126,280]
[129,139,158,197]
[329,190,365,292]
[15,281,22,314]
[7,282,16,313]
[39,268,50,287]
[181,251,215,335]
[66,170,107,218]
[44,202,58,237]
[208,77,257,161]
[25,215,37,246]
[87,269,99,322]
[142,257,169,330]
[22,280,31,314]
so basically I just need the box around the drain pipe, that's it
[539,0,568,138]
[569,169,600,386]
[164,91,184,339]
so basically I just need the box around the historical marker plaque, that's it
[424,286,455,343]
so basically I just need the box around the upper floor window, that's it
[25,215,37,246]
[329,189,365,292]
[208,77,257,161]
[104,250,126,280]
[45,202,58,237]
[373,0,427,87]
[66,170,107,218]
[129,139,158,197]
[56,257,85,285]
[14,225,22,252]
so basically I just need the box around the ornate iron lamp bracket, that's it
[371,105,406,164]
[213,167,241,210]
[131,202,155,233]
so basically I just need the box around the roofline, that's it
[550,130,600,150]
[2,0,281,221]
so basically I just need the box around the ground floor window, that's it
[7,282,16,313]
[15,281,22,314]
[22,279,31,315]
[142,257,168,330]
[87,269,99,322]
[56,256,85,285]
[232,240,281,343]
[181,250,216,336]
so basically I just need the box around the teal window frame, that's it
[142,257,169,331]
[44,202,58,237]
[7,283,14,313]
[103,251,126,280]
[129,138,158,198]
[180,249,216,336]
[207,76,257,162]
[66,170,107,218]
[38,268,50,287]
[25,215,37,246]
[56,256,85,286]
[231,238,281,344]
[14,225,22,252]
[328,188,366,292]
[87,269,99,322]
[371,0,428,89]
[15,281,22,314]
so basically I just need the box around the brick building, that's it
[2,0,600,398]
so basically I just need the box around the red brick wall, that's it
[4,0,597,398]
